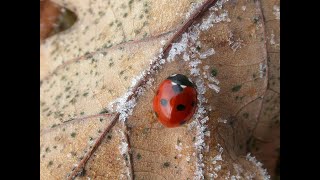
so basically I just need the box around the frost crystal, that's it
[200,11,230,31]
[199,48,215,59]
[218,118,228,124]
[270,33,276,45]
[183,52,190,61]
[209,172,218,179]
[190,68,201,76]
[208,76,220,85]
[246,153,271,180]
[167,33,189,62]
[119,141,128,155]
[233,163,244,178]
[273,5,280,20]
[208,83,220,93]
[214,165,221,171]
[175,142,183,151]
[215,0,229,10]
[269,31,279,48]
[245,172,256,180]
[227,31,244,52]
[259,63,267,78]
[186,156,191,162]
[212,144,224,163]
[186,2,202,19]
[241,6,246,11]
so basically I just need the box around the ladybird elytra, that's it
[153,74,197,128]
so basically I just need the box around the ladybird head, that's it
[167,74,194,87]
[167,74,195,94]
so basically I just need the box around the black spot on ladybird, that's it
[177,104,186,111]
[160,99,167,106]
[172,85,183,94]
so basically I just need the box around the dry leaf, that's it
[40,0,279,179]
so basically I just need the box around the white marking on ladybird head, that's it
[181,85,187,88]
[171,82,177,86]
[170,74,177,77]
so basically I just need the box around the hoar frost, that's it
[273,5,280,20]
[270,33,276,45]
[167,33,189,62]
[119,141,128,155]
[246,153,271,180]
[269,30,279,48]
[199,48,215,59]
[227,31,244,52]
[218,118,228,124]
[259,63,267,78]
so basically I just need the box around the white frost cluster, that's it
[232,163,244,179]
[186,2,202,19]
[167,33,189,62]
[199,48,215,59]
[184,1,230,178]
[259,63,267,78]
[202,66,220,94]
[175,142,183,151]
[270,33,276,45]
[246,153,271,180]
[207,145,224,179]
[214,0,229,10]
[212,144,224,164]
[189,59,202,76]
[218,118,228,124]
[269,31,279,48]
[273,5,280,20]
[186,156,191,162]
[227,31,244,52]
[119,141,128,155]
[200,11,230,31]
[208,172,218,179]
[208,83,220,93]
[214,165,222,171]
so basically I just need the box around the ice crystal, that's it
[273,5,280,20]
[199,48,215,59]
[218,118,228,124]
[259,63,267,78]
[208,83,220,93]
[246,153,271,180]
[167,33,189,62]
[119,141,128,155]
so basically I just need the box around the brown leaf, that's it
[40,0,279,179]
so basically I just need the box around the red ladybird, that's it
[153,74,197,128]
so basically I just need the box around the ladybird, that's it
[153,74,197,128]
